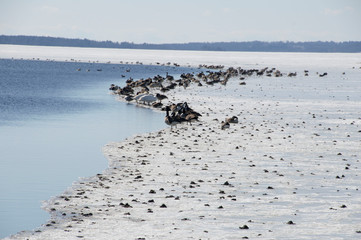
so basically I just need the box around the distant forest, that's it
[1,35,361,53]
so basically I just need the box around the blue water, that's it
[0,59,197,238]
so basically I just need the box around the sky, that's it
[0,0,360,43]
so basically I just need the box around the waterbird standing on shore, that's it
[134,93,147,103]
[156,93,168,102]
[170,103,183,115]
[226,116,238,124]
[165,106,180,130]
[138,94,157,105]
[125,95,134,102]
[221,121,230,130]
[185,113,199,125]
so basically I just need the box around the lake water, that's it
[0,59,197,238]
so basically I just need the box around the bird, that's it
[152,102,163,108]
[138,94,157,105]
[156,93,168,102]
[221,121,230,130]
[134,93,147,103]
[165,106,180,130]
[226,116,238,124]
[149,82,163,88]
[124,95,134,102]
[170,103,183,115]
[185,113,199,125]
[180,103,202,119]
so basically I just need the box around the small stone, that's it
[81,213,93,217]
[239,225,249,229]
[123,203,132,208]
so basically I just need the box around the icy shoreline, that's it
[3,47,361,239]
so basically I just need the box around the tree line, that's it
[1,35,360,53]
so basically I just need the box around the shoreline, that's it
[4,51,361,239]
[0,57,190,238]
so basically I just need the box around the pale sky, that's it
[0,0,360,43]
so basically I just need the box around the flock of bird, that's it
[109,65,328,130]
[109,66,246,130]
[164,102,202,129]
[109,66,257,108]
[221,116,239,130]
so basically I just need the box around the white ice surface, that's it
[1,44,360,70]
[2,45,361,240]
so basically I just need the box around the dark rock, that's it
[239,225,249,229]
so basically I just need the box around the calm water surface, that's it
[0,59,197,238]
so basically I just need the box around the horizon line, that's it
[1,34,361,45]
